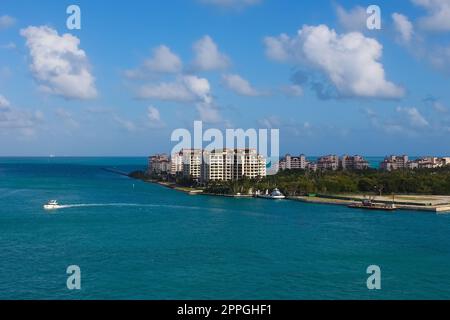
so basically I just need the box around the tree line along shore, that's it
[129,166,450,197]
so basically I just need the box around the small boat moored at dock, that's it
[257,188,286,200]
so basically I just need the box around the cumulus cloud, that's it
[199,0,261,10]
[0,15,15,30]
[222,73,263,96]
[336,5,368,32]
[125,45,182,78]
[392,13,414,44]
[137,75,212,102]
[20,26,97,100]
[137,75,220,123]
[264,24,405,99]
[413,0,450,31]
[145,45,182,73]
[192,35,230,71]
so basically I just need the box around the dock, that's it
[289,194,450,213]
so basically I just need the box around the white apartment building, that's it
[201,149,266,182]
[381,155,450,171]
[317,155,340,171]
[182,149,202,180]
[380,155,409,171]
[280,154,307,170]
[408,157,450,169]
[170,150,184,175]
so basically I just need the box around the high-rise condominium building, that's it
[170,150,184,175]
[201,149,266,182]
[182,149,202,180]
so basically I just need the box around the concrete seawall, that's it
[289,195,450,214]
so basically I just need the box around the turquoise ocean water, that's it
[1,157,450,300]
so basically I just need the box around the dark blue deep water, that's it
[1,157,450,299]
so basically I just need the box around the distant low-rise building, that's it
[148,154,170,174]
[380,155,409,171]
[408,156,450,169]
[381,155,450,171]
[279,154,307,170]
[317,155,339,171]
[341,155,369,170]
[306,162,318,172]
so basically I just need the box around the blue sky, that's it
[1,0,450,156]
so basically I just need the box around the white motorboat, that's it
[257,188,286,200]
[43,200,62,210]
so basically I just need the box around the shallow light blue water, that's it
[1,157,450,300]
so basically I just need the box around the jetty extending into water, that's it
[289,194,450,213]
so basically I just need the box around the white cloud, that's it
[20,26,97,100]
[0,94,11,110]
[137,75,212,102]
[147,106,165,128]
[137,75,221,123]
[143,45,182,73]
[0,94,44,137]
[336,5,368,32]
[199,0,261,10]
[281,84,303,97]
[0,15,15,30]
[192,35,230,71]
[413,0,450,31]
[222,73,262,96]
[397,107,429,128]
[264,24,404,99]
[138,80,197,102]
[147,106,161,122]
[392,13,414,43]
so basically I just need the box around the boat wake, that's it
[44,203,206,211]
[56,203,142,209]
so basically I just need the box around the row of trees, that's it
[203,167,450,196]
[131,167,450,196]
